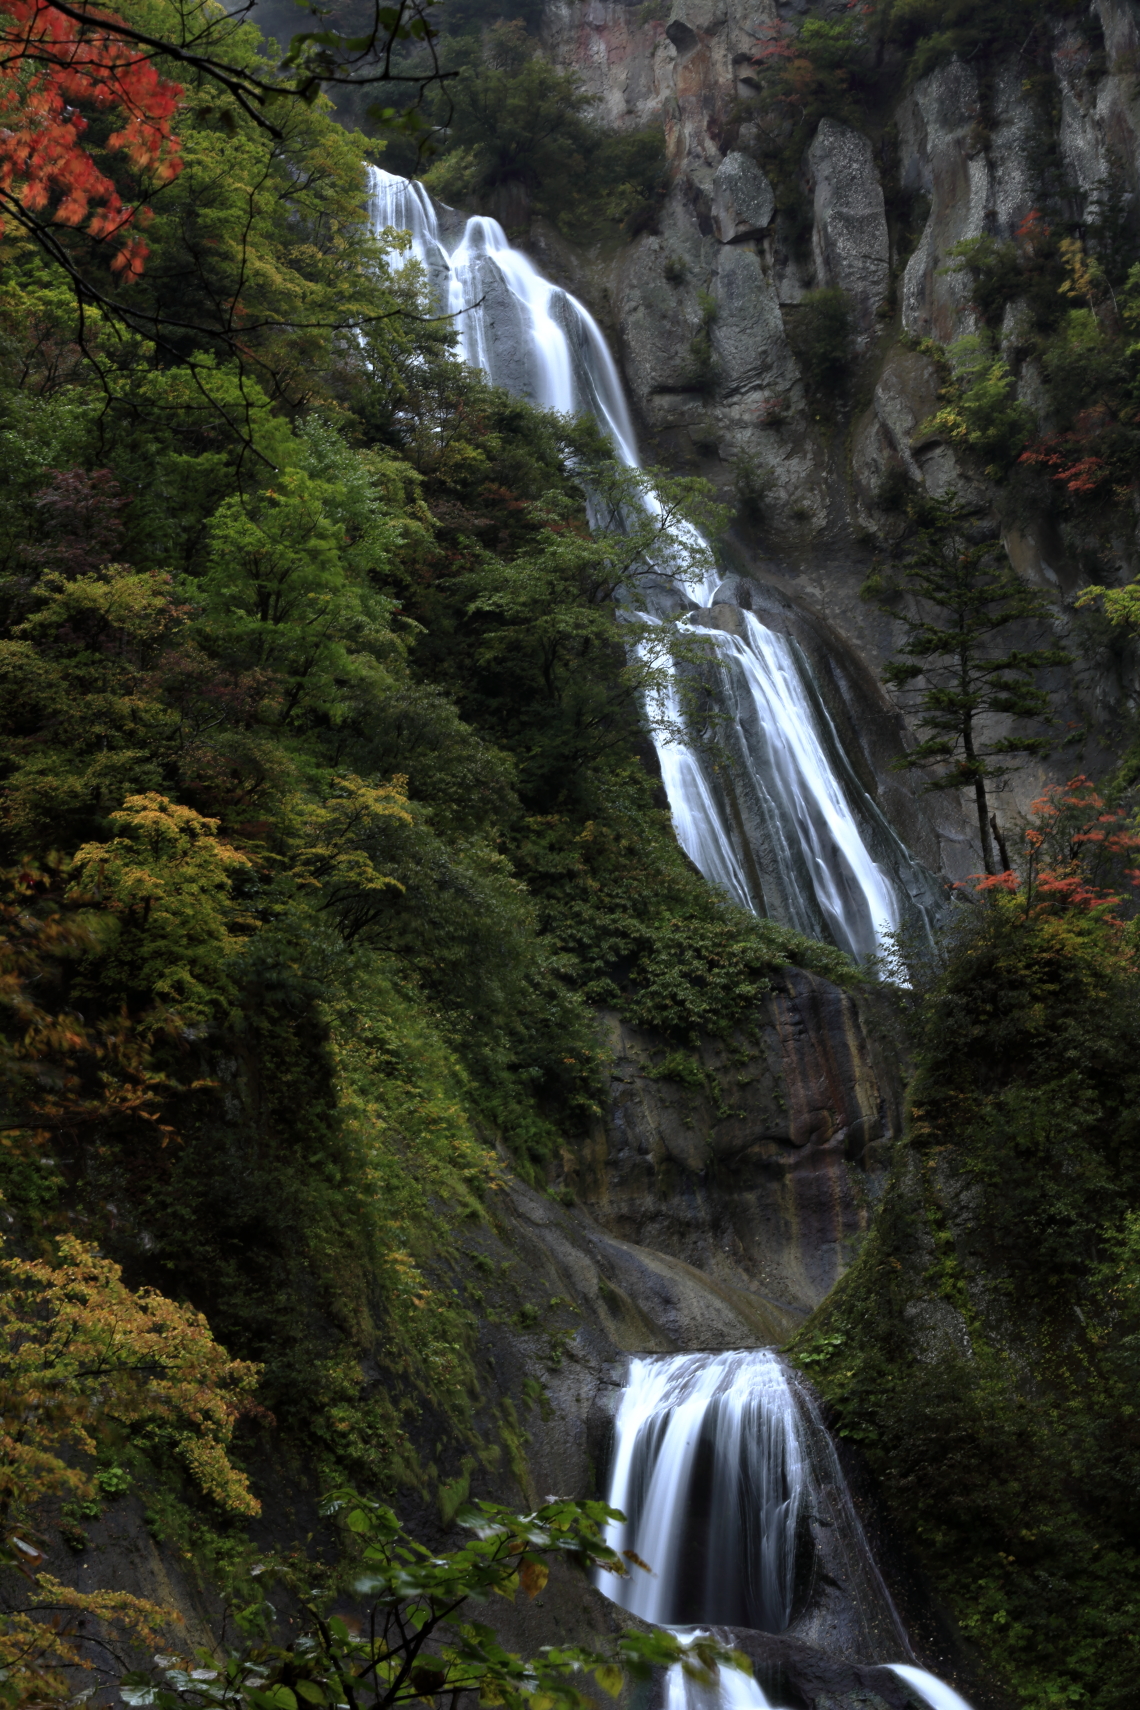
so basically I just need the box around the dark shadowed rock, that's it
[563,970,904,1319]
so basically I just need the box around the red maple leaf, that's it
[0,0,183,278]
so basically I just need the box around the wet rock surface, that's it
[565,971,903,1320]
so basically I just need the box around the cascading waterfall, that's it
[600,1352,975,1710]
[601,1352,802,1632]
[368,173,976,1710]
[366,168,944,963]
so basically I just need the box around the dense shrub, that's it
[794,806,1140,1710]
[786,288,855,400]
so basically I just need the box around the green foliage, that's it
[792,875,1140,1710]
[733,455,772,526]
[680,290,720,396]
[122,1489,747,1710]
[418,23,665,239]
[920,334,1036,475]
[70,795,252,1023]
[786,288,855,402]
[1020,262,1140,515]
[863,491,1068,872]
[743,18,871,212]
[871,0,1082,85]
[931,215,1140,519]
[511,770,857,1045]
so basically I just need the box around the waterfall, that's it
[367,168,945,963]
[601,1352,803,1631]
[599,1351,976,1710]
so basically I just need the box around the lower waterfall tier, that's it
[597,1351,975,1710]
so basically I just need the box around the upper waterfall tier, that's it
[367,168,945,961]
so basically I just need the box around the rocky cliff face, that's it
[564,970,901,1319]
[527,0,1140,856]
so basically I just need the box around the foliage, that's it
[511,770,857,1046]
[785,288,855,402]
[863,491,1068,872]
[121,1489,746,1710]
[932,212,1140,520]
[919,335,1036,476]
[970,774,1140,916]
[742,15,870,209]
[0,1231,261,1529]
[418,22,665,239]
[71,795,252,1021]
[791,797,1140,1709]
[0,0,443,423]
[876,0,1085,83]
[1018,263,1140,512]
[944,211,1069,338]
[0,1230,261,1704]
[0,0,184,280]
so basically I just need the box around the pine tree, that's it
[863,493,1069,874]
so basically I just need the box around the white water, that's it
[600,1352,976,1710]
[887,1666,976,1710]
[665,1633,784,1710]
[602,1352,803,1631]
[366,168,945,962]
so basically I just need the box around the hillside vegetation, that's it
[0,0,848,1684]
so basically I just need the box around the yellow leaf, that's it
[594,1665,623,1697]
[519,1558,549,1599]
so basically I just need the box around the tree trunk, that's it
[961,707,995,874]
[975,777,995,874]
[990,813,1011,873]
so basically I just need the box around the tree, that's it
[0,1231,261,1704]
[0,855,193,1164]
[862,494,1068,874]
[121,1487,743,1710]
[0,0,452,427]
[0,0,185,281]
[418,22,664,239]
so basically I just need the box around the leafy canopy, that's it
[122,1487,747,1710]
[0,1229,260,1703]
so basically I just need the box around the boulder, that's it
[805,118,889,337]
[711,150,776,241]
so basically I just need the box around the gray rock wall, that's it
[532,0,1140,856]
[564,970,904,1321]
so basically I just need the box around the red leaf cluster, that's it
[0,0,183,277]
[970,777,1140,916]
[1019,436,1110,494]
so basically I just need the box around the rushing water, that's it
[601,1352,802,1631]
[599,1352,975,1710]
[367,168,945,963]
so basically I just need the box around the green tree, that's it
[419,23,664,238]
[863,494,1068,873]
[786,287,854,401]
[921,335,1036,476]
[121,1488,744,1710]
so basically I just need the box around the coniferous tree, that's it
[863,493,1069,873]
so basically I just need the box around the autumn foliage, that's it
[969,776,1140,916]
[0,1231,260,1700]
[0,0,183,277]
